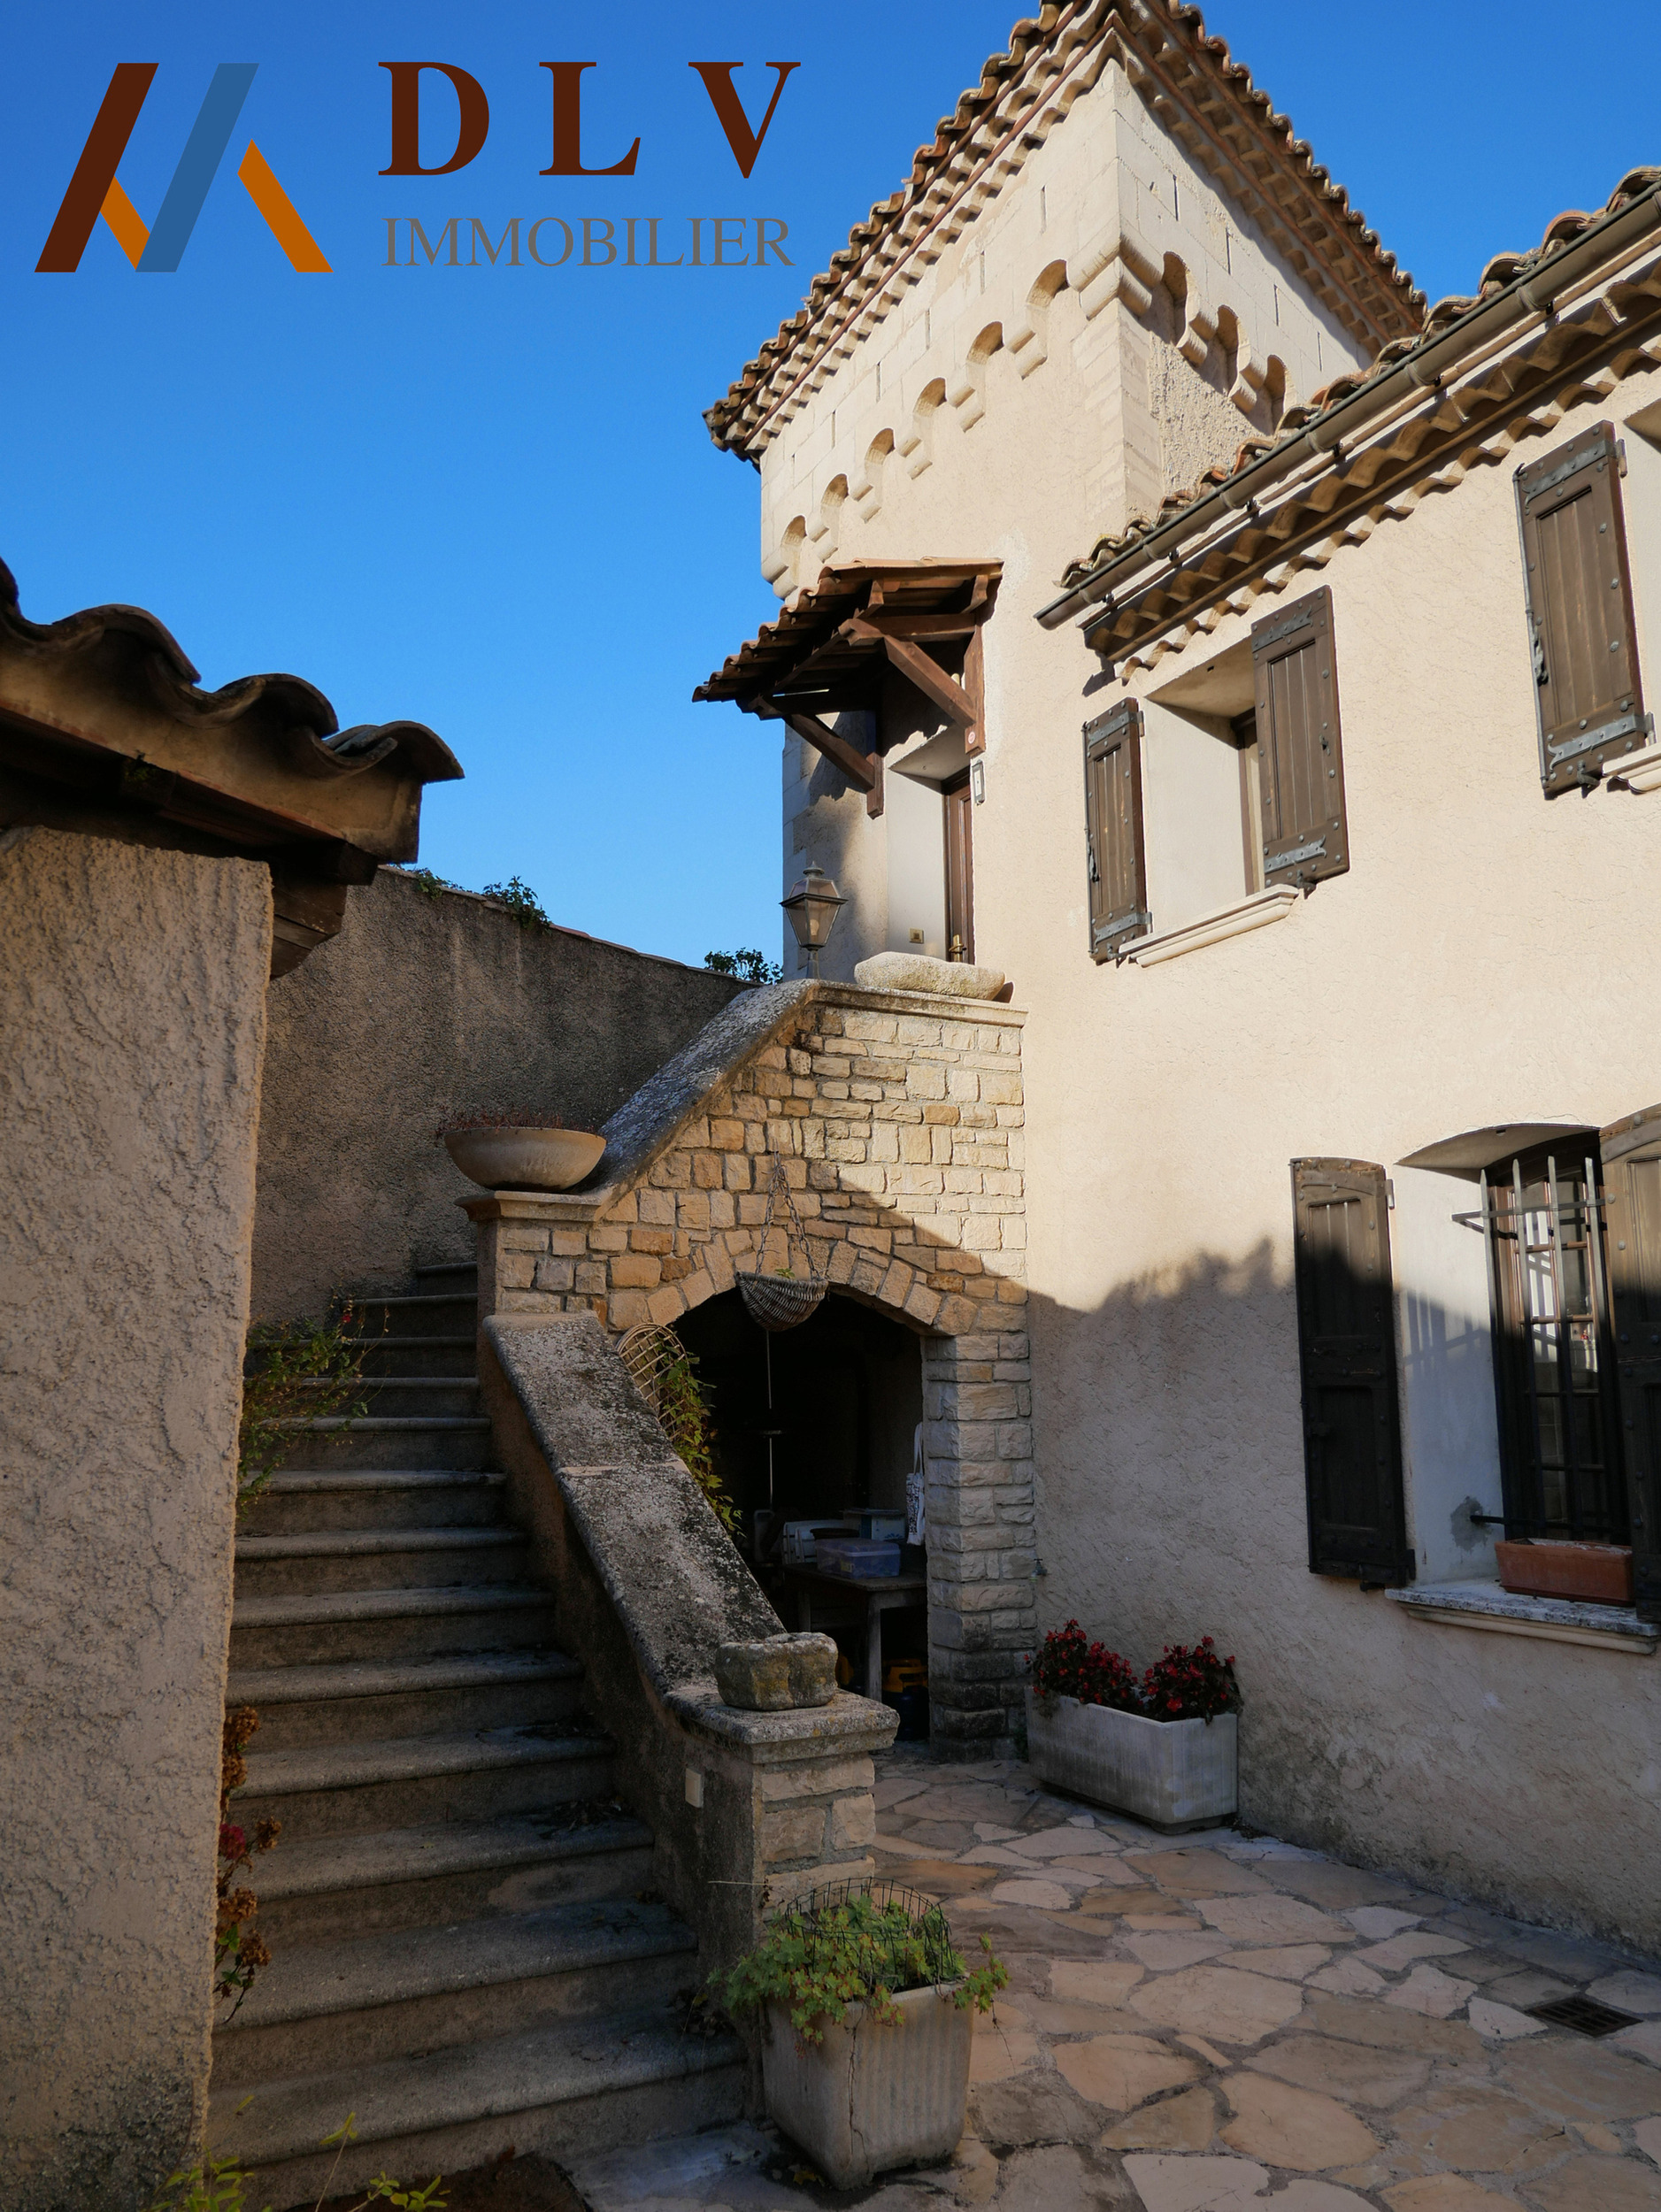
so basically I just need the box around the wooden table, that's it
[780,1566,927,1700]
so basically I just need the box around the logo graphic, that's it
[38,64,328,273]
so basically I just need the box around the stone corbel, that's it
[1072,229,1159,321]
[1179,305,1216,369]
[1229,342,1268,419]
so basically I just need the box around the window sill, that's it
[1125,887,1300,968]
[1388,1578,1657,1655]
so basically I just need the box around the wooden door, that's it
[943,772,974,962]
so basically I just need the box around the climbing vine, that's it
[657,1351,739,1535]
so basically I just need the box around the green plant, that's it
[238,1306,373,1512]
[481,874,552,931]
[397,865,458,902]
[657,1350,738,1535]
[705,948,783,984]
[719,1890,1007,2042]
[141,2116,446,2212]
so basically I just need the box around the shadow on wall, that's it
[1025,1240,1661,1957]
[250,869,747,1321]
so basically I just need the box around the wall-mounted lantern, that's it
[781,864,845,976]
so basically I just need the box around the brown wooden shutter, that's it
[1082,699,1149,960]
[1515,422,1650,793]
[1291,1158,1411,1586]
[1251,587,1350,889]
[1598,1104,1661,1620]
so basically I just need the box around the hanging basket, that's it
[739,1160,828,1333]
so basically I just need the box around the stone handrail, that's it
[479,1311,896,1970]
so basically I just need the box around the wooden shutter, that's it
[1599,1104,1661,1620]
[1516,422,1650,793]
[1291,1158,1412,1585]
[1082,699,1149,961]
[1252,588,1350,889]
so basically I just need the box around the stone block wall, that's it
[467,983,1036,1752]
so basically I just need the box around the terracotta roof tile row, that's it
[1054,167,1661,657]
[1057,166,1661,594]
[707,0,1422,459]
[0,557,459,786]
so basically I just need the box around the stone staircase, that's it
[215,1259,743,2206]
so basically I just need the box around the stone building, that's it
[700,0,1661,1958]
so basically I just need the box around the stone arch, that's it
[950,323,1004,429]
[1011,259,1069,378]
[811,474,850,557]
[853,429,894,520]
[900,377,947,480]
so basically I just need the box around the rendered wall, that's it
[1011,371,1661,1955]
[763,58,1373,975]
[0,828,271,2210]
[747,58,1661,1947]
[251,867,746,1320]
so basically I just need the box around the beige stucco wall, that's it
[252,868,745,1321]
[742,58,1661,1947]
[0,829,271,2208]
[763,56,1373,976]
[1006,367,1661,1955]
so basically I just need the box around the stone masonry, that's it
[464,982,1037,1752]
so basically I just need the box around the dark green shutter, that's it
[1599,1104,1661,1620]
[1252,588,1350,889]
[1515,422,1650,793]
[1291,1158,1411,1586]
[1083,699,1149,961]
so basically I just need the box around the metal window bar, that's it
[1458,1156,1624,1540]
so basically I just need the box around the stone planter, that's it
[442,1125,604,1192]
[1496,1539,1634,1605]
[763,1984,973,2189]
[1025,1689,1236,1832]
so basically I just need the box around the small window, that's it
[1514,421,1651,792]
[1477,1144,1629,1541]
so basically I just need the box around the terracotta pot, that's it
[442,1125,605,1192]
[1495,1540,1634,1605]
[763,1984,972,2189]
[1026,1689,1236,1832]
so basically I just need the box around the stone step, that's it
[292,1375,481,1419]
[343,1292,478,1340]
[233,1525,529,1600]
[230,1585,560,1669]
[272,1415,494,1472]
[211,1899,700,2085]
[227,1648,586,1750]
[412,1260,479,1287]
[251,1810,656,1945]
[213,2005,742,2209]
[238,1469,507,1536]
[232,1726,616,1841]
[356,1335,479,1379]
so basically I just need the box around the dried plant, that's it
[216,1707,279,2018]
[238,1305,373,1513]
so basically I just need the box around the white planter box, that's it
[1025,1689,1236,1832]
[763,1983,973,2189]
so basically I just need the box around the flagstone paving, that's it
[499,1745,1661,2212]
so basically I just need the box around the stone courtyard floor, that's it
[434,1744,1661,2212]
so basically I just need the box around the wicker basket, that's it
[739,1160,827,1332]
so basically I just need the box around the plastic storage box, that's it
[858,1510,907,1541]
[816,1537,903,1578]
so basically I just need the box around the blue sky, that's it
[5,4,1659,965]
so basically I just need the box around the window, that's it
[1476,1146,1628,1543]
[1514,421,1651,792]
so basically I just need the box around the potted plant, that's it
[1024,1622,1241,1832]
[437,1108,604,1192]
[719,1885,1006,2189]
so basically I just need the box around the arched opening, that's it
[675,1285,931,1725]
